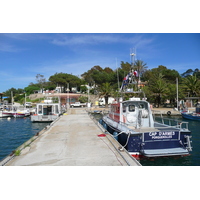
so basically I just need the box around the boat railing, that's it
[154,115,189,130]
[153,110,189,129]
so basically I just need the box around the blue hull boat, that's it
[181,112,200,121]
[100,52,192,159]
[100,99,192,159]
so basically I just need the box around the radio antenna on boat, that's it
[120,48,145,98]
[130,47,136,69]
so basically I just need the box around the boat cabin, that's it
[109,98,154,129]
[36,103,60,116]
[31,102,61,122]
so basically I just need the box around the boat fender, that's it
[103,123,107,130]
[99,119,103,125]
[113,132,118,141]
[167,111,171,116]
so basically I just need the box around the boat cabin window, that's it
[38,105,42,114]
[111,105,120,113]
[43,106,52,115]
[55,105,59,114]
[123,103,127,112]
[139,103,145,109]
[129,105,135,112]
[139,103,148,110]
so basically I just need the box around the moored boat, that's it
[12,110,30,118]
[100,98,192,159]
[181,108,200,121]
[0,110,13,118]
[99,52,192,159]
[31,98,64,122]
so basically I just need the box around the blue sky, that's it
[0,33,199,92]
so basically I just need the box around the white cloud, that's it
[50,33,156,47]
[0,42,21,52]
[51,34,121,46]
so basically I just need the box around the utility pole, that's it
[176,77,179,110]
[116,58,120,90]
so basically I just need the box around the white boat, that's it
[31,98,64,122]
[0,110,13,118]
[11,105,30,118]
[12,110,30,118]
[0,104,13,118]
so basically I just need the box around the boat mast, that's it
[11,91,13,111]
[119,49,145,99]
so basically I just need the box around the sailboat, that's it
[10,92,30,118]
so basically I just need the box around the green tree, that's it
[181,69,194,77]
[78,96,88,103]
[183,75,200,97]
[148,73,168,107]
[80,85,87,93]
[193,68,200,79]
[24,84,40,95]
[36,74,46,92]
[143,65,180,83]
[133,60,148,79]
[98,82,113,107]
[120,61,131,73]
[3,87,25,103]
[82,66,118,93]
[49,73,83,92]
[165,83,184,107]
[81,65,103,85]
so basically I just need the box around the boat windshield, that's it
[129,105,135,112]
[123,101,149,113]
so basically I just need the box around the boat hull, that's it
[101,116,191,159]
[0,111,13,118]
[181,112,200,121]
[31,114,59,122]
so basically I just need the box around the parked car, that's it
[70,102,87,108]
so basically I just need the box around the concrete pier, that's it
[4,108,140,166]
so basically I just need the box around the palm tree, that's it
[133,60,148,79]
[98,82,113,107]
[133,60,148,90]
[183,75,200,97]
[149,73,168,107]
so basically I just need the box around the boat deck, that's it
[128,122,180,133]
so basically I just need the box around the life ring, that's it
[167,111,171,116]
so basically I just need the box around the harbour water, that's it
[0,114,199,166]
[0,117,50,161]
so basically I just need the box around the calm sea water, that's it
[95,114,200,166]
[0,117,50,161]
[1,115,199,166]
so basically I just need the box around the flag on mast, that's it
[133,70,138,77]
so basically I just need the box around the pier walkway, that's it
[5,108,140,166]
